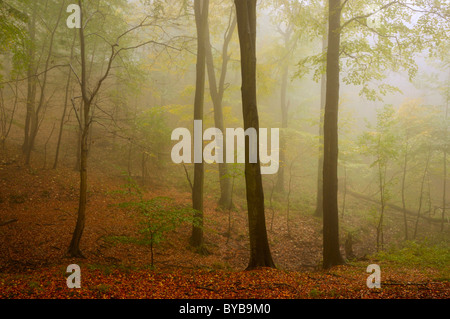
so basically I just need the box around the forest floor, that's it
[0,148,449,299]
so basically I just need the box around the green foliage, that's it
[359,104,399,168]
[375,240,450,270]
[117,177,200,266]
[295,0,449,101]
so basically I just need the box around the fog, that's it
[0,0,448,299]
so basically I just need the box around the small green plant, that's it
[117,176,200,268]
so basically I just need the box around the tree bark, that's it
[322,0,345,269]
[235,0,275,270]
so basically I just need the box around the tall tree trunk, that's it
[442,92,448,232]
[235,0,275,270]
[23,1,38,156]
[190,0,209,249]
[414,149,431,239]
[205,8,236,209]
[68,1,90,257]
[376,158,386,251]
[275,62,289,192]
[401,142,409,240]
[315,21,328,217]
[322,0,345,269]
[275,26,294,193]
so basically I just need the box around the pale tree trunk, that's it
[54,31,77,169]
[23,1,37,156]
[190,0,209,249]
[235,0,275,270]
[400,141,409,240]
[414,149,432,239]
[275,61,289,192]
[205,8,236,209]
[315,20,328,217]
[442,93,448,232]
[25,1,65,165]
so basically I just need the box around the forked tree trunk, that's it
[322,0,345,269]
[205,9,236,209]
[235,0,275,270]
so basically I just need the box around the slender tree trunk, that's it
[0,79,18,150]
[68,1,90,257]
[341,164,347,218]
[54,32,77,169]
[190,0,209,249]
[25,1,65,165]
[414,149,432,238]
[235,0,275,270]
[314,16,328,217]
[23,1,38,156]
[275,63,289,192]
[401,142,409,240]
[205,9,236,209]
[376,159,386,252]
[322,0,345,269]
[442,92,448,232]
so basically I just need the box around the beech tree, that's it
[234,0,275,269]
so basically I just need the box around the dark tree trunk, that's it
[68,116,89,258]
[68,1,90,258]
[322,0,345,269]
[235,0,275,270]
[190,0,209,248]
